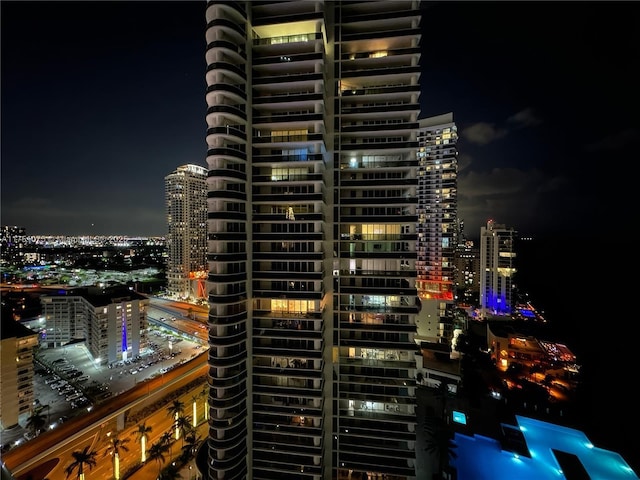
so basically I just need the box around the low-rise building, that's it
[40,286,148,365]
[487,321,577,374]
[0,308,39,429]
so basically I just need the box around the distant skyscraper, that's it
[204,1,422,478]
[165,164,208,301]
[415,113,458,345]
[479,220,517,317]
[453,239,480,304]
[0,225,26,266]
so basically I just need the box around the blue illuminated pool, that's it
[451,415,639,479]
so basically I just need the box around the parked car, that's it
[23,430,41,441]
[44,375,60,385]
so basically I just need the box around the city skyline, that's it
[2,2,638,239]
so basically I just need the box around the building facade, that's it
[479,220,517,318]
[40,286,148,365]
[0,313,39,429]
[165,164,208,301]
[204,1,422,478]
[453,239,480,304]
[415,113,458,345]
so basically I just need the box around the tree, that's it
[199,384,209,421]
[135,422,153,463]
[160,430,175,457]
[166,400,185,440]
[179,433,202,464]
[147,442,168,477]
[103,434,130,480]
[167,399,186,419]
[65,446,98,480]
[158,462,183,480]
[174,415,194,446]
[25,410,47,437]
[433,379,450,417]
[190,393,200,427]
[424,414,458,478]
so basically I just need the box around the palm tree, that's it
[199,385,209,421]
[160,430,175,457]
[424,411,458,477]
[158,462,183,480]
[65,446,98,480]
[147,442,168,477]
[38,404,51,425]
[25,409,47,438]
[135,422,153,463]
[103,434,130,480]
[174,415,194,447]
[190,393,200,427]
[179,433,201,464]
[433,379,450,417]
[166,400,185,440]
[167,399,185,418]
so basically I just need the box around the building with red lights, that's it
[415,113,459,346]
[165,164,208,302]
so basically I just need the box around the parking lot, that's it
[0,323,205,452]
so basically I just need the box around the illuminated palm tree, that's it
[160,430,175,458]
[135,422,153,463]
[174,415,194,448]
[147,442,168,477]
[190,393,199,427]
[199,384,209,421]
[166,400,185,440]
[103,434,130,480]
[65,446,97,480]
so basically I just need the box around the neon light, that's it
[121,308,128,353]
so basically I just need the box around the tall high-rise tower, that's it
[479,219,517,318]
[165,164,208,301]
[204,1,422,479]
[415,113,458,345]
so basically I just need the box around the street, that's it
[1,297,208,454]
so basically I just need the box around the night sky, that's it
[2,2,639,239]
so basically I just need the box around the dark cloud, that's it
[456,153,473,173]
[583,128,639,152]
[461,122,508,145]
[457,168,569,237]
[507,108,542,128]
